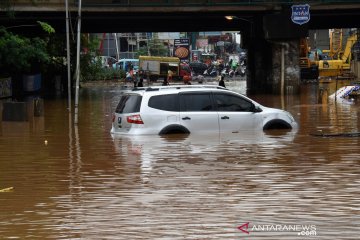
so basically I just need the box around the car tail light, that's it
[112,114,115,123]
[127,114,144,124]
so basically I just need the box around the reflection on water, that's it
[0,82,359,239]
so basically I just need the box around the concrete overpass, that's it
[1,0,360,94]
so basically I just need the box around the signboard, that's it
[291,4,310,25]
[173,39,190,61]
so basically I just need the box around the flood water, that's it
[0,80,359,239]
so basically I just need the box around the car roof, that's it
[119,85,256,106]
[118,59,139,62]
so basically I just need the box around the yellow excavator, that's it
[300,29,358,80]
[299,37,319,79]
[317,29,358,78]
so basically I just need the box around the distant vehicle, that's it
[110,85,298,135]
[139,56,191,81]
[113,59,139,73]
[99,56,117,68]
[94,56,117,68]
[189,62,208,75]
[203,65,218,77]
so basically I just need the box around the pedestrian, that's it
[162,77,169,86]
[126,71,132,82]
[167,69,173,82]
[138,77,144,87]
[133,72,138,88]
[219,75,226,88]
[183,75,191,85]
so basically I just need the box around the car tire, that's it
[263,119,292,130]
[159,124,190,135]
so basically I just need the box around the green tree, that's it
[136,38,169,57]
[80,34,125,81]
[0,27,50,76]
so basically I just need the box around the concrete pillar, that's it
[247,38,301,95]
[246,36,273,94]
[271,40,301,94]
[246,12,306,95]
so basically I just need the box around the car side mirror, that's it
[253,105,262,113]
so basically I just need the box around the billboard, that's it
[173,39,190,61]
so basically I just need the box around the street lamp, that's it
[224,15,254,42]
[225,16,252,24]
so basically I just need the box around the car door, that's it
[213,92,262,133]
[179,92,219,133]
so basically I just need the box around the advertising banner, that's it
[173,39,190,61]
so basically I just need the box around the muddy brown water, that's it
[0,80,359,239]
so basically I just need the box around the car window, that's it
[115,94,142,113]
[214,93,254,112]
[180,92,214,111]
[148,94,179,111]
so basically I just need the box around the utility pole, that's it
[114,33,120,60]
[74,0,82,124]
[65,0,71,112]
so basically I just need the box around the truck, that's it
[139,56,191,81]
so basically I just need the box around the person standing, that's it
[167,69,173,82]
[138,77,144,87]
[219,75,226,88]
[162,77,169,86]
[133,72,138,88]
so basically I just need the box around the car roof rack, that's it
[134,85,227,92]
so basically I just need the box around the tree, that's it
[0,27,50,76]
[136,38,168,57]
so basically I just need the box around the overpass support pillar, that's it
[247,38,301,95]
[271,40,301,95]
[246,12,307,95]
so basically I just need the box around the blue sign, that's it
[291,4,310,25]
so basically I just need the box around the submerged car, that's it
[110,85,298,135]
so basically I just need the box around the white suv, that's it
[111,85,298,135]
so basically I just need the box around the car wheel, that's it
[263,120,292,130]
[159,124,190,135]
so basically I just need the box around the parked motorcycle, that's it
[238,65,246,77]
[221,66,235,78]
[203,65,218,77]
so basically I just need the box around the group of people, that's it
[128,67,225,88]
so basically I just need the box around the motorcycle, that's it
[221,66,235,78]
[238,65,246,77]
[203,65,218,77]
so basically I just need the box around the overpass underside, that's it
[1,0,360,94]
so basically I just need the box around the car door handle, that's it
[221,116,229,120]
[182,116,191,120]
